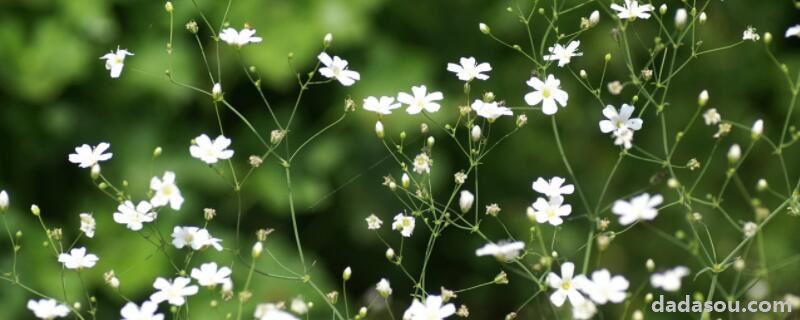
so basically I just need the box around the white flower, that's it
[113,201,156,231]
[150,171,184,210]
[528,196,572,226]
[100,48,134,78]
[218,27,262,47]
[470,100,513,121]
[172,226,224,251]
[398,85,444,114]
[365,214,383,230]
[68,143,112,168]
[752,119,764,139]
[607,80,624,95]
[459,190,475,213]
[580,269,629,304]
[611,0,655,20]
[190,134,234,164]
[612,193,663,225]
[27,299,70,319]
[599,104,643,135]
[0,190,7,211]
[392,214,415,237]
[743,221,758,238]
[402,295,456,320]
[318,52,360,86]
[475,241,525,262]
[613,126,635,149]
[674,9,688,28]
[524,75,568,115]
[120,301,164,320]
[191,262,232,287]
[532,176,574,198]
[547,262,589,307]
[650,266,690,292]
[572,299,597,320]
[703,108,721,125]
[743,26,760,41]
[79,213,95,238]
[150,277,198,306]
[58,247,99,270]
[446,57,492,81]
[544,41,583,67]
[728,144,742,163]
[413,153,431,174]
[363,96,401,115]
[786,25,800,38]
[255,303,299,320]
[376,278,393,298]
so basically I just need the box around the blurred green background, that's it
[1,0,800,318]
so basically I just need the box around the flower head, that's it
[318,52,360,86]
[100,48,134,78]
[471,100,513,121]
[611,0,655,20]
[413,153,431,174]
[403,295,456,320]
[392,214,415,237]
[446,57,491,81]
[219,27,262,47]
[475,241,525,262]
[612,193,663,225]
[398,85,444,114]
[171,226,223,251]
[580,269,629,304]
[79,213,96,238]
[191,262,232,287]
[150,171,184,210]
[532,177,574,198]
[68,143,112,168]
[27,299,70,319]
[703,108,721,125]
[150,277,198,306]
[190,134,234,164]
[121,301,164,320]
[377,278,393,298]
[365,214,383,230]
[650,266,690,292]
[58,247,99,270]
[113,201,156,231]
[525,75,568,115]
[363,96,401,115]
[599,104,643,149]
[743,26,760,41]
[544,41,582,67]
[528,196,572,226]
[547,262,589,307]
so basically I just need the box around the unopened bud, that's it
[479,23,490,34]
[401,173,410,188]
[342,267,352,281]
[323,33,333,48]
[375,121,385,139]
[698,90,709,107]
[459,190,474,213]
[252,242,263,258]
[30,204,40,216]
[164,1,173,12]
[471,125,482,141]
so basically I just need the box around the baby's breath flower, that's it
[121,301,164,320]
[459,190,474,213]
[105,270,120,288]
[528,196,572,226]
[544,41,582,67]
[270,129,285,144]
[650,266,689,292]
[687,158,700,170]
[363,96,401,115]
[516,114,528,127]
[150,277,198,306]
[547,262,589,307]
[494,271,509,284]
[582,269,629,304]
[743,221,758,238]
[743,26,760,41]
[69,143,113,168]
[485,203,501,216]
[248,155,262,168]
[727,144,742,163]
[532,176,574,198]
[171,226,223,251]
[100,48,134,78]
[318,52,360,86]
[572,299,597,320]
[113,201,156,231]
[219,27,262,47]
[641,68,653,81]
[190,134,234,164]
[376,278,392,298]
[456,305,469,317]
[79,213,95,238]
[471,100,513,121]
[365,214,383,230]
[611,0,655,20]
[58,247,99,270]
[150,171,183,210]
[191,262,232,287]
[185,20,199,33]
[599,104,643,150]
[786,25,800,38]
[703,108,721,125]
[525,75,568,115]
[413,153,431,174]
[475,241,525,262]
[612,193,663,225]
[454,171,467,184]
[447,57,491,82]
[714,122,732,138]
[607,81,623,95]
[403,295,456,320]
[28,299,70,319]
[392,214,415,237]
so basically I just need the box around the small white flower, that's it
[150,171,184,210]
[398,85,444,114]
[191,262,232,287]
[459,190,475,213]
[572,299,597,320]
[743,26,760,41]
[79,213,96,238]
[751,119,764,139]
[58,247,99,270]
[413,153,431,174]
[113,201,156,231]
[612,193,663,225]
[475,241,525,262]
[524,75,568,115]
[544,41,583,67]
[376,278,393,298]
[0,190,7,211]
[611,0,655,20]
[612,126,635,149]
[532,176,574,198]
[446,57,492,81]
[589,10,600,26]
[392,214,415,237]
[703,108,721,125]
[120,301,164,320]
[743,221,758,238]
[547,262,589,307]
[786,25,800,38]
[528,196,572,226]
[100,48,134,78]
[650,266,690,292]
[255,303,299,320]
[363,96,401,115]
[599,104,643,134]
[190,134,234,164]
[607,81,624,95]
[318,52,360,86]
[580,269,629,304]
[150,277,198,306]
[219,27,262,47]
[27,299,70,319]
[402,295,456,320]
[290,297,308,315]
[365,214,383,230]
[470,100,513,121]
[674,9,688,28]
[68,143,112,168]
[171,226,223,251]
[728,144,742,163]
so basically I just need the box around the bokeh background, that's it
[1,0,800,318]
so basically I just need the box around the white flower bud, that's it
[375,121,385,139]
[589,10,600,26]
[633,310,644,320]
[471,125,482,141]
[659,4,668,15]
[90,164,101,180]
[479,23,490,34]
[756,179,768,191]
[0,190,8,212]
[579,69,588,79]
[646,259,655,272]
[734,258,745,271]
[698,90,709,107]
[385,248,395,260]
[401,173,410,188]
[727,144,741,163]
[743,221,757,238]
[674,9,688,28]
[427,136,435,148]
[30,204,40,216]
[164,1,173,13]
[358,307,367,317]
[751,119,763,140]
[342,266,352,281]
[212,83,223,101]
[459,190,474,213]
[252,241,263,258]
[376,278,392,298]
[323,33,333,47]
[698,12,707,24]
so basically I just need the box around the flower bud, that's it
[153,146,163,157]
[90,164,101,180]
[358,307,367,318]
[186,20,199,34]
[727,144,741,164]
[751,119,763,140]
[0,190,7,212]
[427,136,435,148]
[604,53,612,62]
[401,173,410,188]
[579,69,588,79]
[212,83,223,102]
[589,10,600,26]
[756,179,768,191]
[516,114,528,128]
[385,248,395,260]
[646,259,655,272]
[479,23,490,34]
[375,121,385,139]
[698,12,707,24]
[471,125,482,141]
[698,90,709,107]
[30,204,40,216]
[323,33,333,48]
[376,278,392,298]
[764,32,773,44]
[659,4,668,15]
[164,1,173,12]
[342,267,352,281]
[459,190,474,213]
[251,241,263,258]
[674,9,688,28]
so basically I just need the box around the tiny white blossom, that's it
[68,143,112,168]
[470,100,513,121]
[752,119,764,138]
[786,25,800,38]
[190,134,234,164]
[191,262,232,287]
[532,176,574,198]
[100,48,133,78]
[27,299,70,319]
[580,269,629,304]
[611,0,655,20]
[150,171,184,210]
[363,96,401,115]
[365,214,383,230]
[113,201,156,231]
[79,213,96,238]
[219,27,262,47]
[403,295,456,320]
[743,26,760,41]
[58,247,99,270]
[255,303,299,320]
[612,193,663,225]
[528,196,572,226]
[171,226,223,251]
[120,301,164,320]
[392,214,415,237]
[572,299,597,320]
[743,221,758,238]
[398,85,444,114]
[377,278,393,297]
[475,241,525,262]
[290,297,308,315]
[150,277,198,306]
[413,153,431,174]
[650,266,690,292]
[446,57,491,81]
[703,108,721,125]
[674,9,688,28]
[547,262,589,307]
[0,190,7,211]
[459,190,475,213]
[525,75,568,115]
[318,52,360,86]
[612,126,635,149]
[728,144,742,163]
[599,104,643,149]
[544,41,583,67]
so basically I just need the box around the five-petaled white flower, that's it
[191,262,232,287]
[599,104,643,149]
[703,108,721,125]
[100,48,134,78]
[150,277,198,306]
[79,213,96,238]
[650,266,690,292]
[28,299,70,319]
[532,176,574,198]
[403,295,456,320]
[547,262,589,307]
[611,0,655,20]
[120,301,164,320]
[150,171,184,210]
[219,27,262,47]
[318,52,360,86]
[254,303,299,320]
[580,269,629,304]
[612,193,663,225]
[786,25,800,38]
[446,57,491,82]
[544,41,583,67]
[68,143,112,168]
[743,26,760,41]
[365,214,383,230]
[413,153,431,174]
[398,85,444,114]
[475,241,525,262]
[525,75,568,115]
[392,214,415,237]
[171,226,224,251]
[58,247,99,270]
[528,195,572,226]
[113,200,156,231]
[190,134,234,164]
[471,100,513,121]
[363,96,401,115]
